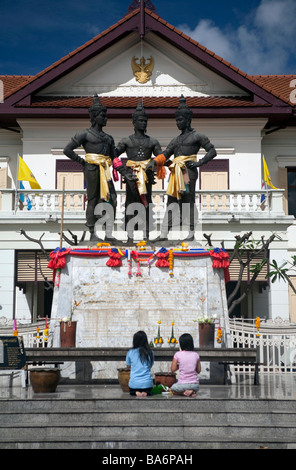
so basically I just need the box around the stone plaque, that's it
[0,336,26,370]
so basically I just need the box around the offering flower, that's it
[168,321,178,347]
[154,320,164,347]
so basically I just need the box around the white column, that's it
[0,250,15,321]
[269,249,290,320]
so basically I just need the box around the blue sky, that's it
[0,0,295,76]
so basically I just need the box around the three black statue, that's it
[115,101,162,241]
[63,95,216,242]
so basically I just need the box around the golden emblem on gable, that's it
[131,56,154,84]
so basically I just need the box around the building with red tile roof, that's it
[0,1,295,327]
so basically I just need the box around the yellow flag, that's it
[263,156,278,190]
[18,155,41,190]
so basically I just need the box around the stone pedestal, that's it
[50,245,228,381]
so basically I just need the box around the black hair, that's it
[133,330,153,366]
[179,333,194,351]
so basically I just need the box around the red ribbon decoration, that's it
[106,249,123,267]
[209,249,230,283]
[155,250,169,267]
[47,248,71,283]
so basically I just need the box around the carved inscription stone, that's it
[0,336,26,370]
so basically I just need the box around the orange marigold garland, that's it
[168,249,174,276]
[43,317,49,343]
[216,319,223,344]
[255,316,261,337]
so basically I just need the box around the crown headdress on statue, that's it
[132,100,148,122]
[175,95,193,120]
[88,94,106,114]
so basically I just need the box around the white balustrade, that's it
[0,189,286,219]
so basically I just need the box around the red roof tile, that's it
[250,75,296,106]
[0,75,34,99]
[27,95,263,109]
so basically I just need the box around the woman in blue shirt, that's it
[126,331,154,397]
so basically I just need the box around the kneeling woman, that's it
[126,331,154,397]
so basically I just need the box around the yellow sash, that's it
[85,153,112,201]
[126,159,151,195]
[166,155,197,200]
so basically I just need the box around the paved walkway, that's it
[1,374,296,401]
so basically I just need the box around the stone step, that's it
[0,397,295,413]
[1,424,296,448]
[1,410,296,427]
[1,386,296,449]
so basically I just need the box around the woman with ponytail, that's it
[126,331,154,397]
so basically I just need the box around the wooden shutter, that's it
[200,171,228,211]
[228,251,268,281]
[16,251,53,282]
[56,171,84,210]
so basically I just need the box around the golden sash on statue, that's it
[166,155,197,200]
[85,153,112,201]
[126,159,151,195]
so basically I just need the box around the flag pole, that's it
[59,177,65,249]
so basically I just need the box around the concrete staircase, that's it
[1,388,296,449]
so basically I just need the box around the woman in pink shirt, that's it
[170,333,201,397]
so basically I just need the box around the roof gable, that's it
[37,31,249,99]
[0,7,294,121]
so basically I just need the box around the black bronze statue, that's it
[115,101,162,241]
[147,95,217,241]
[63,95,130,241]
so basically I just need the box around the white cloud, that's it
[177,0,296,74]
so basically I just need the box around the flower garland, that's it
[255,316,261,337]
[216,319,223,344]
[43,318,49,343]
[168,249,174,276]
[13,318,18,337]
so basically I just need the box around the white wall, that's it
[0,250,15,320]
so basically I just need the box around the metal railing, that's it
[226,317,296,380]
[0,322,49,348]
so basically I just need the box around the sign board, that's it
[0,336,26,370]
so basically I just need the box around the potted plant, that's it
[59,300,81,347]
[194,313,217,348]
